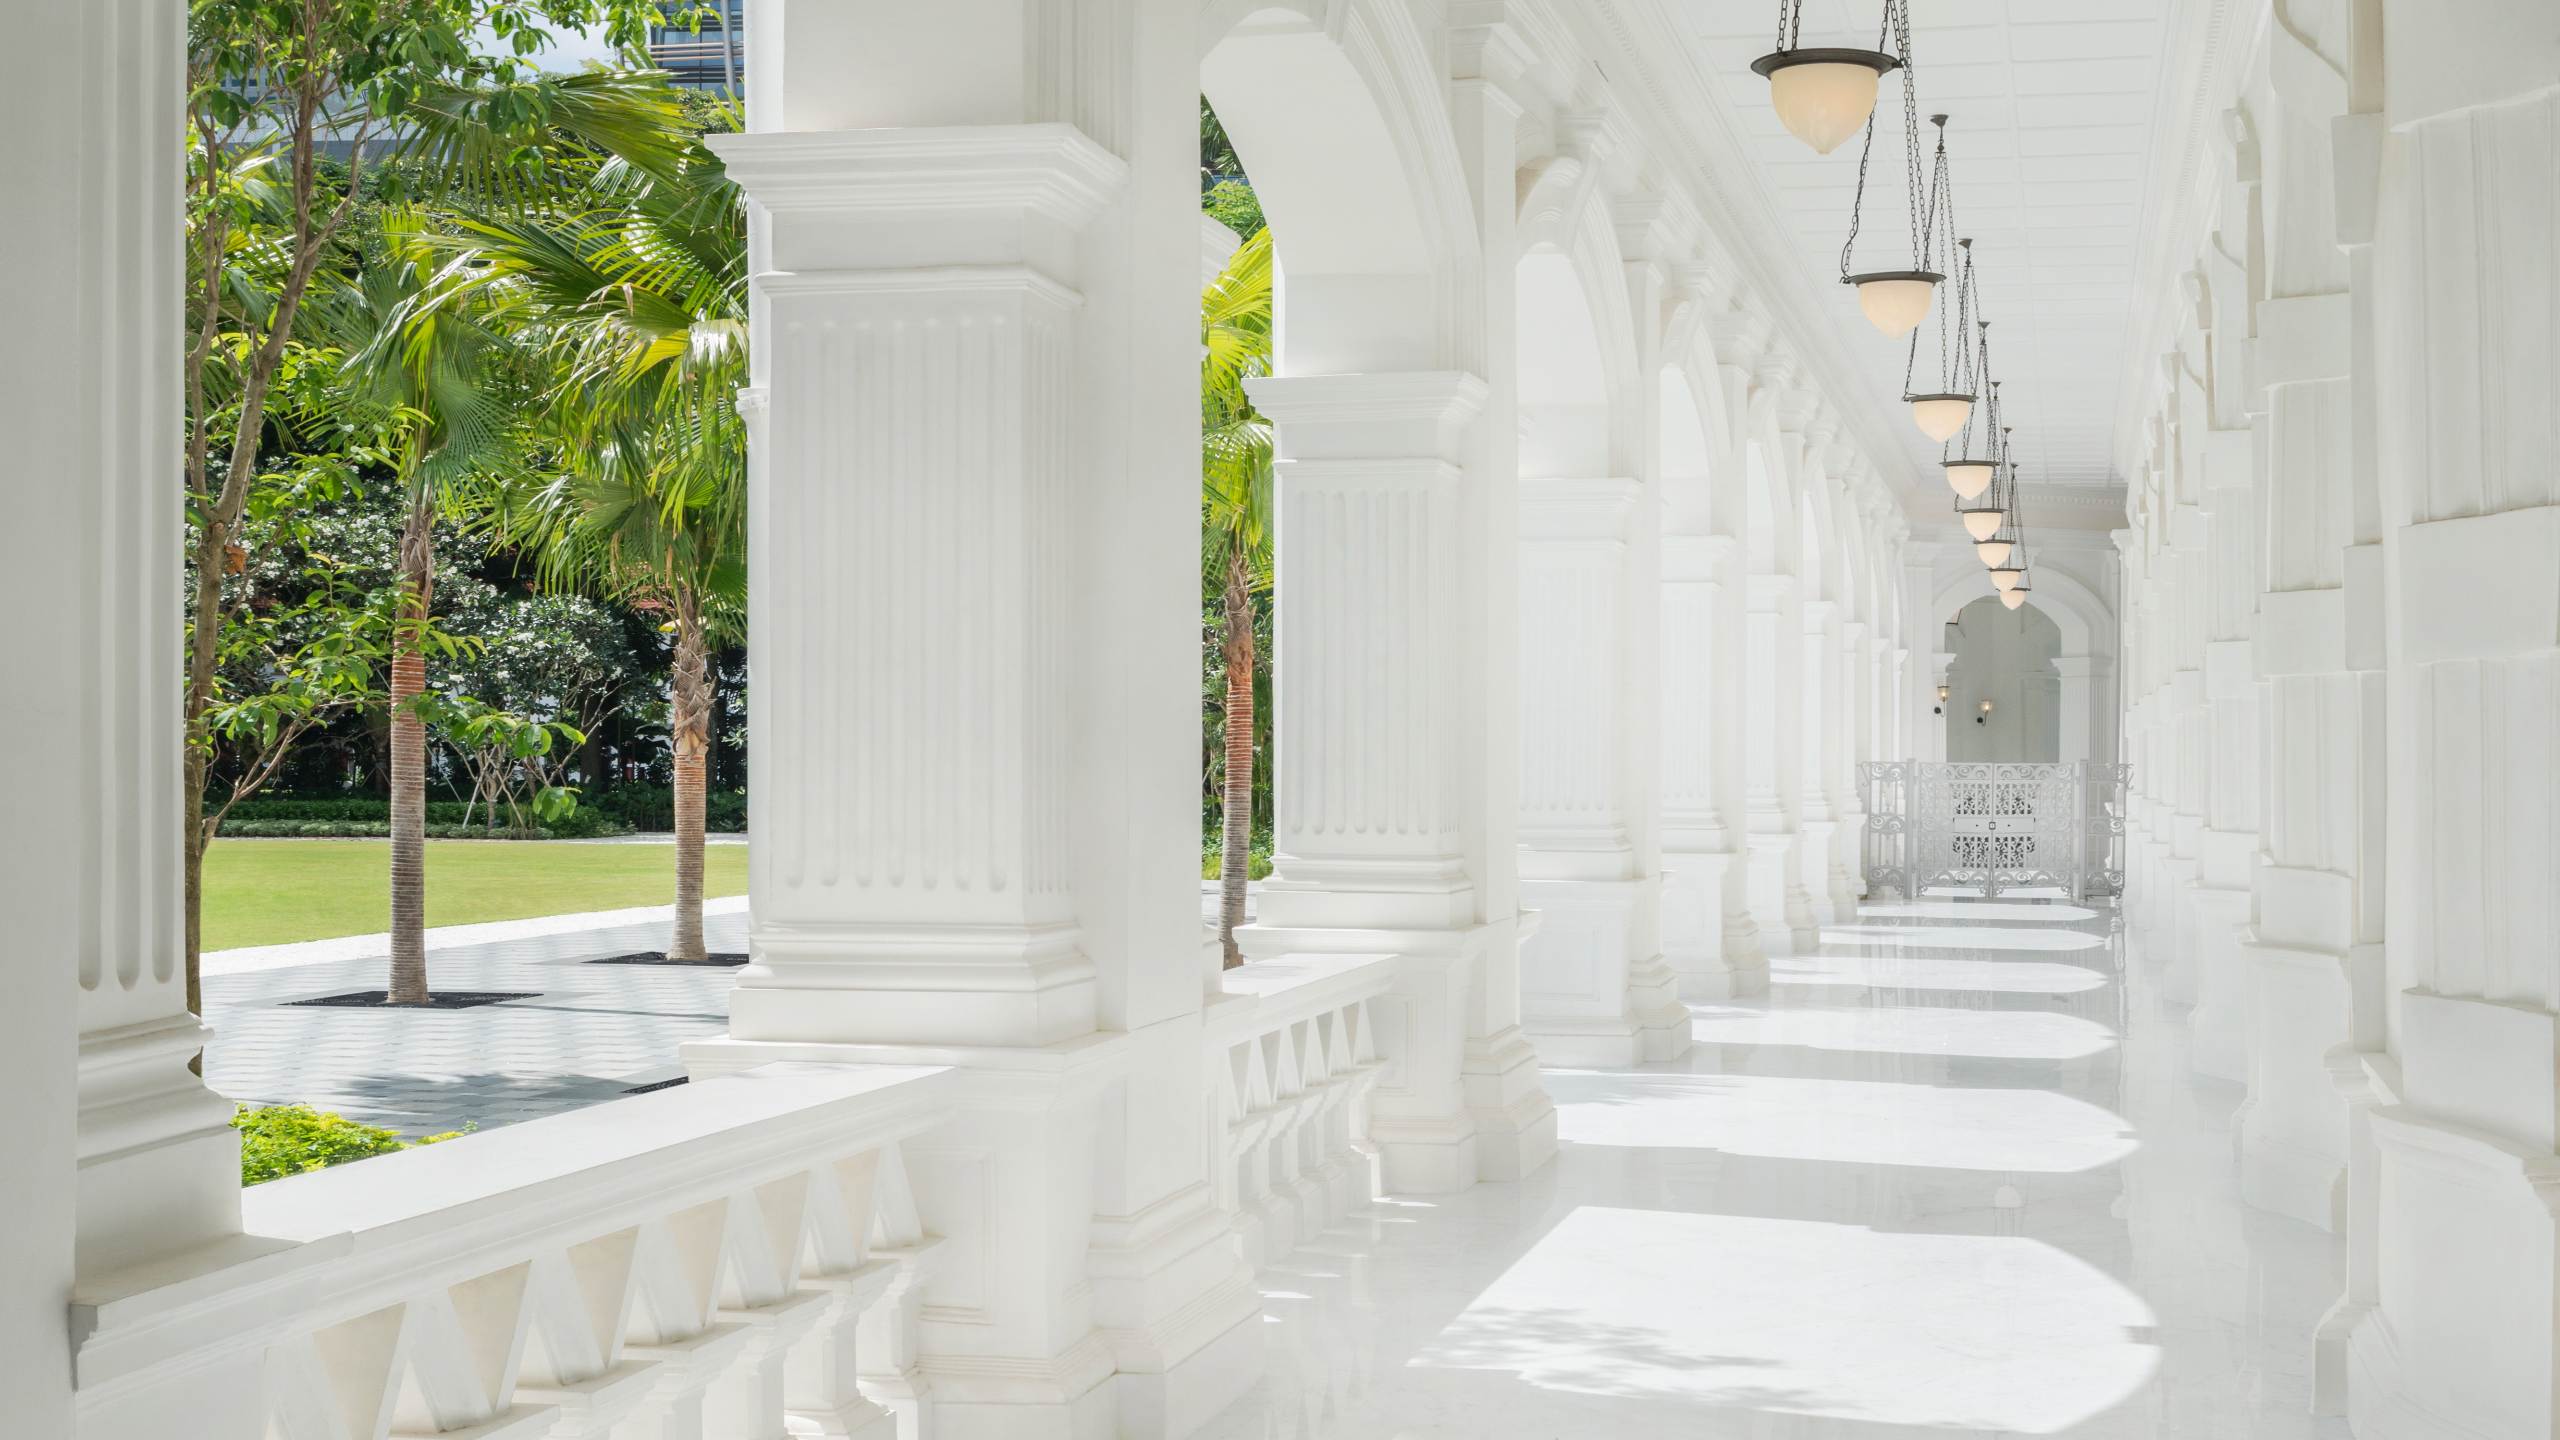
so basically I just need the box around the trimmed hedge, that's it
[215,795,634,839]
[588,785,748,833]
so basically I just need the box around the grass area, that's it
[203,839,749,951]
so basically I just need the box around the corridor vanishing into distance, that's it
[1208,897,2344,1439]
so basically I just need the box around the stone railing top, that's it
[1207,953,1399,1044]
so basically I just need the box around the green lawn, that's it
[203,840,749,951]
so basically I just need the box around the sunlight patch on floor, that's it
[1821,923,2107,952]
[1691,1001,2118,1062]
[1414,1206,2158,1434]
[1857,900,2099,923]
[1551,1070,2137,1173]
[1772,951,2108,995]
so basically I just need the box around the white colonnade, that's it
[2118,0,2560,1432]
[5,2,1920,1436]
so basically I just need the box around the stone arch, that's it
[1931,564,2104,659]
[1513,154,1639,478]
[1742,401,1797,578]
[1201,0,1482,373]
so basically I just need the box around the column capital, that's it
[1245,371,1487,463]
[711,122,1126,241]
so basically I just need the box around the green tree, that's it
[182,0,675,1011]
[1202,228,1274,968]
[321,235,547,1002]
[434,120,748,962]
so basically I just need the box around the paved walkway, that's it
[204,902,750,1137]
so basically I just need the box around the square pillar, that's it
[1661,533,1763,999]
[1516,477,1687,1065]
[1236,373,1555,1193]
[694,15,1262,1423]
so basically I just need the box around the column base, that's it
[2183,885,2251,1084]
[2235,933,2374,1232]
[2155,855,2201,1005]
[1743,831,1815,956]
[1463,1026,1559,1182]
[1517,874,1691,1067]
[1661,848,1766,1000]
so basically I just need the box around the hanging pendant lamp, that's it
[1975,537,2013,566]
[1904,135,1977,438]
[2000,573,2032,610]
[1993,464,2032,607]
[1956,422,2012,541]
[1832,3,1938,336]
[1942,339,1997,499]
[1754,1,1902,155]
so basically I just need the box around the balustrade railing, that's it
[1203,953,1393,1267]
[73,1063,949,1440]
[1857,760,2129,901]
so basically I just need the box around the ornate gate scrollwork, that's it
[1857,761,2129,901]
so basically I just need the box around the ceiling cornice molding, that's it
[2109,0,2263,480]
[1564,0,1923,523]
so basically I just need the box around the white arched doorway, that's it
[1930,564,2116,766]
[1946,596,2062,760]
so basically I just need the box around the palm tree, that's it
[326,233,536,1003]
[428,123,748,962]
[1202,228,1274,968]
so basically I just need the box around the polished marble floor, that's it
[1203,896,2351,1438]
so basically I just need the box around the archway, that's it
[1946,596,2063,761]
[1930,564,2116,765]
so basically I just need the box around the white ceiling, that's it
[1678,0,2172,492]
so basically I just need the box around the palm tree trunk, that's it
[668,590,711,962]
[386,493,434,1005]
[1219,544,1256,969]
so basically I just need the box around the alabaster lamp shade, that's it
[1752,50,1898,155]
[1850,273,1939,337]
[1959,506,2006,542]
[2000,586,2028,610]
[1974,539,2013,567]
[1909,394,1974,442]
[1944,460,1996,499]
[1989,565,2022,593]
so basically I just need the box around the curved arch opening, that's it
[1947,595,2062,761]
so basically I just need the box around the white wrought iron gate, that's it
[1857,761,2128,901]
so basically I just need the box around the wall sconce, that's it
[1935,682,1949,715]
[1976,698,1993,726]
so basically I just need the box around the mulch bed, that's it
[585,951,749,967]
[285,990,541,1010]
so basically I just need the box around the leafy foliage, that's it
[235,1103,413,1183]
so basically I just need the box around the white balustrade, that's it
[1204,955,1396,1268]
[71,1064,949,1440]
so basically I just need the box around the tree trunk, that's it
[668,590,712,962]
[386,494,434,1004]
[720,1,739,99]
[1219,543,1256,969]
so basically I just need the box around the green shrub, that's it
[234,1104,476,1185]
[234,1103,411,1184]
[1199,832,1274,881]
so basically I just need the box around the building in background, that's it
[646,1,742,94]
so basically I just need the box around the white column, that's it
[691,10,1261,1432]
[1240,375,1554,1190]
[1516,474,1687,1064]
[1742,572,1816,954]
[2185,347,2264,1084]
[2234,13,2386,1245]
[7,0,241,1430]
[1704,307,1773,977]
[2348,18,2560,1432]
[1660,529,1761,998]
[2051,656,2103,767]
